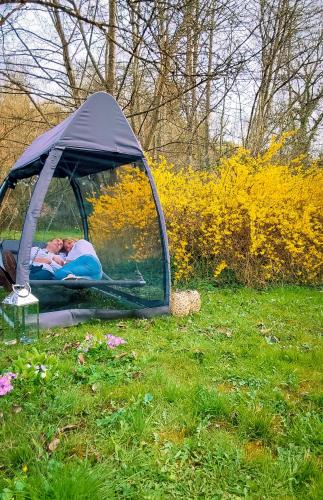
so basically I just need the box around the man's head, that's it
[46,238,63,254]
[63,239,77,253]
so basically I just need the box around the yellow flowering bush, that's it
[151,136,322,284]
[87,135,322,285]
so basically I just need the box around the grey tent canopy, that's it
[0,92,170,328]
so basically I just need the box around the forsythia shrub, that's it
[88,135,322,285]
[150,135,322,285]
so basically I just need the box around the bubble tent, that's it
[0,92,170,328]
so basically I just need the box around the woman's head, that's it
[63,239,77,253]
[46,238,63,254]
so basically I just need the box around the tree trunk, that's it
[106,0,116,95]
[50,1,81,106]
[204,5,215,167]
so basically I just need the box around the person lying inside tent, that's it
[53,239,103,281]
[30,238,64,280]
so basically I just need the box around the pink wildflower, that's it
[105,334,126,349]
[0,374,14,396]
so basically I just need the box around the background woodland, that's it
[0,0,322,173]
[0,0,322,285]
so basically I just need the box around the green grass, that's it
[0,230,83,241]
[0,285,322,499]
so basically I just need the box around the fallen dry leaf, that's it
[90,451,102,462]
[39,433,46,444]
[47,437,60,452]
[12,405,22,414]
[78,353,85,364]
[114,351,128,360]
[216,327,233,337]
[116,321,127,329]
[63,341,80,352]
[260,328,271,335]
[59,424,80,433]
[257,323,272,335]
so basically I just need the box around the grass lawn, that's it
[0,285,322,499]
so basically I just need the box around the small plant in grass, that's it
[73,333,135,387]
[73,358,137,387]
[12,348,58,383]
[96,393,154,437]
[96,408,127,429]
[77,333,126,354]
[1,479,26,500]
[224,374,263,390]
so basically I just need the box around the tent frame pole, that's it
[16,148,64,285]
[70,177,89,240]
[142,158,171,305]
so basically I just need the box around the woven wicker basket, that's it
[170,290,201,316]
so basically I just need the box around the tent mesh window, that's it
[81,159,165,303]
[35,177,84,241]
[31,156,166,313]
[0,176,38,252]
